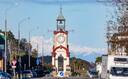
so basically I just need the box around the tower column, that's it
[55,58,58,72]
[52,56,55,66]
[64,58,67,73]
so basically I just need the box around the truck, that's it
[101,55,128,79]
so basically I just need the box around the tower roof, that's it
[57,7,65,21]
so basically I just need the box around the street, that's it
[32,77,99,79]
[1,1,128,79]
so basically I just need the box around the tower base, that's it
[51,66,71,77]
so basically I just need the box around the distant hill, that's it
[42,56,92,69]
[43,56,52,64]
[42,56,91,66]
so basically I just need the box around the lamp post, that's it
[4,3,18,72]
[28,32,31,69]
[18,17,30,79]
[42,35,45,66]
[4,11,7,72]
[18,17,30,63]
[36,43,39,69]
[28,26,39,69]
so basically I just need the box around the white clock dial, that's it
[57,34,65,44]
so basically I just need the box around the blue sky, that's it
[0,0,115,62]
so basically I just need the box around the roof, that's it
[56,7,65,21]
[57,14,65,21]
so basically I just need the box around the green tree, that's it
[31,49,38,58]
[95,56,102,63]
[20,38,27,51]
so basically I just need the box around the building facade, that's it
[0,33,5,71]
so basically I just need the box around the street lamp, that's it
[4,9,7,73]
[4,3,18,72]
[18,17,30,64]
[28,26,39,69]
[17,17,30,79]
[42,35,45,66]
[28,32,31,69]
[18,17,30,47]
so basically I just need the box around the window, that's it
[114,58,127,62]
[111,67,128,76]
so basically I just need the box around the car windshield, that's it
[22,70,31,74]
[110,67,128,76]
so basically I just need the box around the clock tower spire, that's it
[56,7,65,31]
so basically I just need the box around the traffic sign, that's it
[36,58,39,65]
[12,60,17,66]
[58,71,64,77]
[12,66,16,69]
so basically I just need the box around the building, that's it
[96,62,102,77]
[106,0,128,55]
[0,33,5,71]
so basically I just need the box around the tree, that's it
[31,49,38,58]
[70,57,91,76]
[95,56,102,63]
[20,38,27,51]
[7,31,18,61]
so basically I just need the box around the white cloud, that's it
[30,36,107,57]
[70,44,107,57]
[30,36,52,56]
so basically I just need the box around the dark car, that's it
[22,70,33,79]
[35,69,45,77]
[31,70,37,78]
[44,70,50,74]
[87,70,98,78]
[0,71,12,79]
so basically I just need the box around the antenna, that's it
[60,2,62,14]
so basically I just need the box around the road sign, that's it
[36,58,39,65]
[58,71,64,77]
[12,66,16,69]
[12,60,17,66]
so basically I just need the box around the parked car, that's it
[0,71,12,79]
[22,70,33,79]
[87,70,98,78]
[31,70,37,78]
[35,69,45,77]
[43,70,50,75]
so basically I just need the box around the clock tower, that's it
[52,8,71,77]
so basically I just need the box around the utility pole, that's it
[37,44,39,69]
[4,2,19,72]
[28,32,31,69]
[42,35,44,66]
[18,17,30,64]
[18,17,30,79]
[4,15,7,72]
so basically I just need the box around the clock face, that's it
[56,34,65,44]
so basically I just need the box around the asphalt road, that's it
[32,77,99,79]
